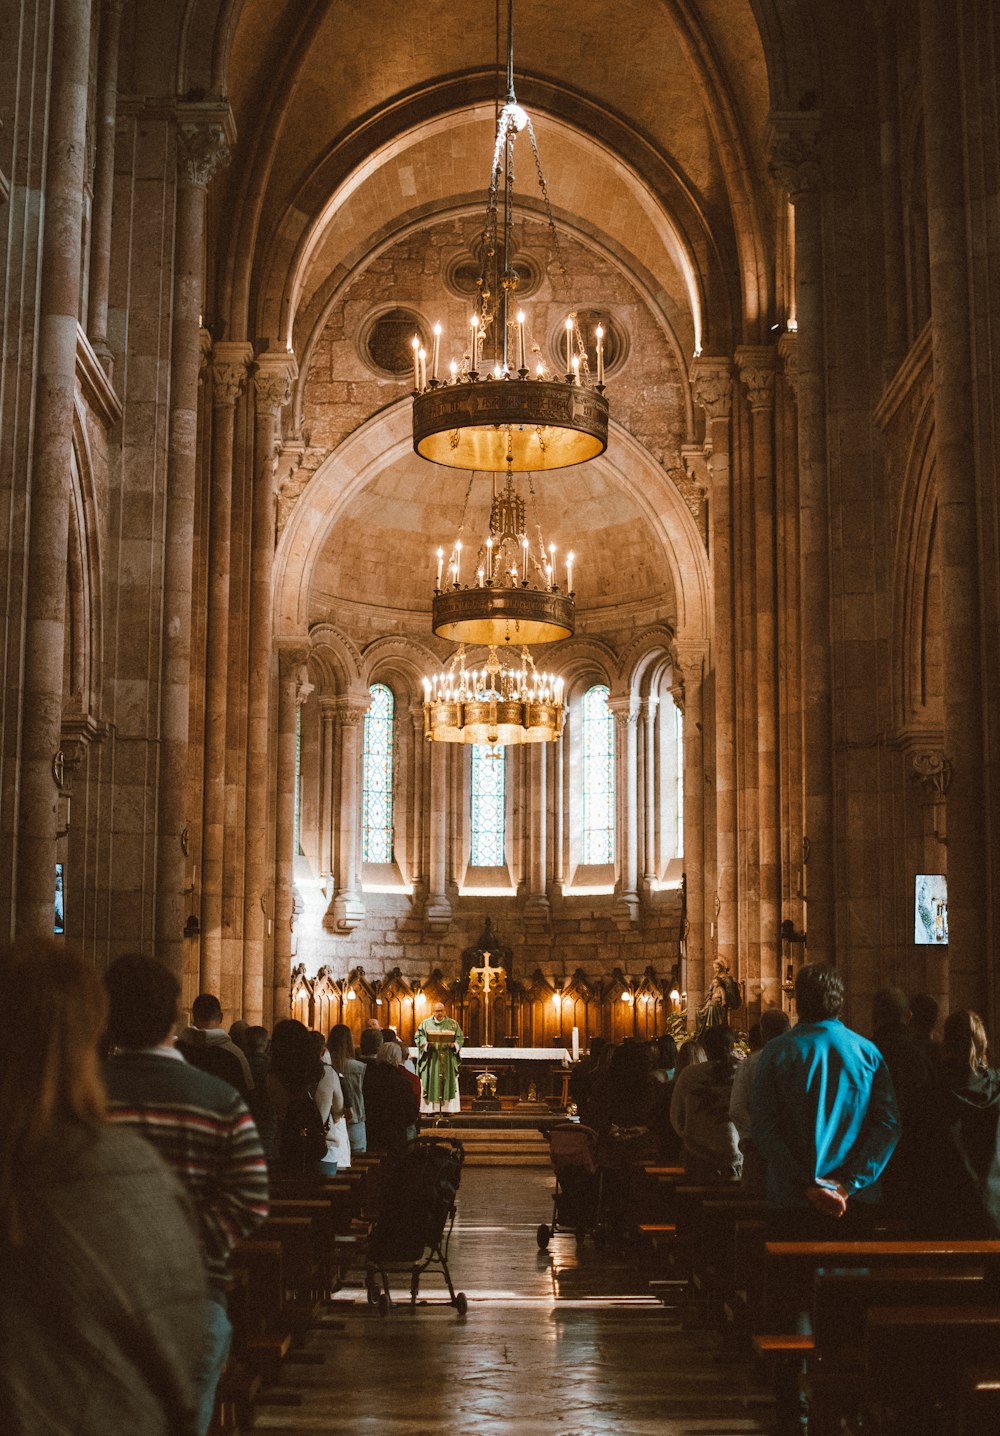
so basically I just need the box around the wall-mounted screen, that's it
[54,863,64,936]
[914,873,947,945]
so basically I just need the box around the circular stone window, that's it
[363,307,426,377]
[570,310,628,379]
[445,247,541,301]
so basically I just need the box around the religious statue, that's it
[415,1000,464,1114]
[698,958,741,1031]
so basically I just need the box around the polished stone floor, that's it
[255,1167,771,1435]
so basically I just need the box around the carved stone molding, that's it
[735,344,777,411]
[254,351,298,414]
[910,748,952,799]
[767,111,823,200]
[177,120,231,189]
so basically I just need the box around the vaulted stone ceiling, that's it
[220,1,778,652]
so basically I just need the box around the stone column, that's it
[332,702,367,932]
[869,0,908,374]
[273,644,309,1019]
[611,696,640,919]
[643,695,659,889]
[154,114,231,976]
[552,717,567,900]
[736,344,780,1008]
[917,0,987,1007]
[318,699,337,884]
[16,0,95,936]
[426,741,452,932]
[776,330,804,948]
[691,357,736,973]
[525,741,550,923]
[241,352,295,1021]
[85,0,125,373]
[769,114,835,964]
[675,644,707,1009]
[200,341,252,992]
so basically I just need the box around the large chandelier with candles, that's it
[423,646,564,747]
[410,0,609,473]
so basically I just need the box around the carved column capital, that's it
[209,340,253,408]
[735,344,777,411]
[254,350,298,414]
[176,103,234,189]
[910,748,952,799]
[778,331,798,401]
[767,111,824,200]
[608,695,640,731]
[690,357,733,422]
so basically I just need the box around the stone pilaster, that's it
[674,642,707,1011]
[768,112,835,965]
[242,350,296,1021]
[155,110,231,979]
[736,343,780,1009]
[85,0,125,372]
[691,356,736,976]
[426,740,452,932]
[642,694,659,890]
[273,644,310,1019]
[200,341,252,994]
[525,742,550,924]
[331,701,367,932]
[611,696,640,920]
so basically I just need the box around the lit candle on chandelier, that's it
[450,359,458,383]
[595,323,605,385]
[455,540,462,585]
[522,535,529,583]
[411,334,420,389]
[477,566,484,588]
[516,310,526,370]
[436,547,444,589]
[566,550,575,593]
[470,314,479,368]
[571,354,580,385]
[549,542,556,586]
[564,316,574,372]
[432,323,442,381]
[418,346,427,391]
[486,536,494,581]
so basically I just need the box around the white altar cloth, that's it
[460,1047,573,1066]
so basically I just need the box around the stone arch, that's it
[306,622,363,696]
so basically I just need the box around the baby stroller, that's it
[536,1122,603,1249]
[364,1136,467,1316]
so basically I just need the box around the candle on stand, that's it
[418,346,427,391]
[477,566,484,588]
[571,1026,580,1063]
[450,359,458,382]
[470,314,479,369]
[571,354,580,385]
[595,323,605,385]
[432,322,441,381]
[549,542,556,581]
[535,361,544,378]
[516,310,526,370]
[565,316,573,372]
[486,536,493,581]
[411,334,420,389]
[546,560,553,588]
[455,540,462,585]
[522,535,529,583]
[567,550,575,592]
[436,547,444,589]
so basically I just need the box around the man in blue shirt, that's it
[752,962,900,1226]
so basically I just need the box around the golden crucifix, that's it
[468,949,504,1048]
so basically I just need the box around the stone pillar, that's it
[273,644,309,1019]
[869,0,908,374]
[241,352,295,1021]
[153,116,231,975]
[200,341,252,993]
[552,717,567,901]
[332,702,367,932]
[736,344,780,1008]
[16,0,94,936]
[611,696,640,919]
[917,0,987,1007]
[675,644,707,1009]
[643,695,659,889]
[409,705,426,895]
[525,741,550,923]
[769,114,835,964]
[426,741,452,932]
[318,699,337,883]
[85,0,125,372]
[691,357,736,973]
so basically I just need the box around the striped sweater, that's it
[104,1050,269,1290]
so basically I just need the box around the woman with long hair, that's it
[0,940,208,1435]
[327,1023,367,1155]
[264,1019,329,1173]
[921,1009,1000,1236]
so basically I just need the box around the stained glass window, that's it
[675,704,684,858]
[470,744,506,866]
[362,683,394,863]
[582,684,615,864]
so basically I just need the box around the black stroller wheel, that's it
[455,1291,468,1316]
[366,1276,380,1306]
[536,1223,551,1250]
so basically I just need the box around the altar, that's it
[458,1046,573,1106]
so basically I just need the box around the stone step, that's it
[428,1124,551,1167]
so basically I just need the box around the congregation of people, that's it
[0,940,427,1436]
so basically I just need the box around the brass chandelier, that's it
[423,646,564,747]
[410,0,609,473]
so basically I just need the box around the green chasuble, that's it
[415,1014,464,1106]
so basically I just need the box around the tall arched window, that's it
[582,684,615,863]
[362,683,394,862]
[470,744,506,866]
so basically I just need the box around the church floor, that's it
[253,1167,772,1435]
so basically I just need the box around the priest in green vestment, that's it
[415,1002,464,1113]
